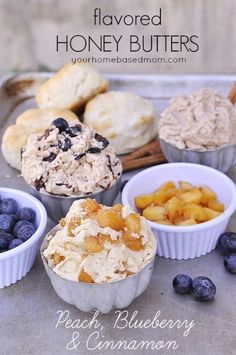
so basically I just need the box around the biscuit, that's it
[84,91,158,155]
[1,108,79,170]
[35,63,108,111]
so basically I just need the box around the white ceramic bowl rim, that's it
[122,163,236,233]
[0,187,47,261]
[41,225,157,286]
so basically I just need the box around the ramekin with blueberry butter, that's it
[41,199,157,313]
[21,118,122,220]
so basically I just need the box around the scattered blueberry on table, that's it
[224,254,236,274]
[217,232,236,255]
[173,274,216,301]
[173,274,192,294]
[191,276,216,301]
[0,196,36,253]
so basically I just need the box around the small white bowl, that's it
[122,163,236,260]
[41,226,156,313]
[0,187,47,288]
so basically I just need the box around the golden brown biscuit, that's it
[1,108,79,170]
[84,91,158,155]
[35,63,108,111]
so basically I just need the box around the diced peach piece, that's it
[177,219,197,226]
[53,252,65,265]
[67,216,81,237]
[95,209,125,231]
[143,206,166,221]
[83,199,101,214]
[79,269,94,283]
[159,181,176,191]
[204,207,221,221]
[111,203,123,214]
[155,220,173,225]
[179,181,195,191]
[121,232,143,251]
[98,233,118,245]
[83,236,104,253]
[125,213,141,234]
[207,199,224,213]
[200,186,217,206]
[134,194,154,210]
[183,204,208,223]
[153,190,169,205]
[165,197,184,222]
[180,189,203,204]
[59,218,66,227]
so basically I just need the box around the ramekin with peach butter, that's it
[41,198,156,313]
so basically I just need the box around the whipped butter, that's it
[43,199,156,283]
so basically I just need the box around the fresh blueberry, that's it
[0,214,17,233]
[8,238,23,250]
[52,118,69,133]
[173,274,192,294]
[0,198,18,214]
[0,236,9,251]
[16,223,36,242]
[17,207,36,222]
[13,220,33,236]
[42,152,57,162]
[66,124,82,137]
[224,253,236,274]
[192,276,216,301]
[58,137,72,152]
[0,230,14,243]
[217,232,236,255]
[94,133,109,148]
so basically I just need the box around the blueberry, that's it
[224,253,236,274]
[0,230,14,251]
[173,274,192,294]
[66,124,82,137]
[17,207,36,222]
[13,220,33,236]
[16,223,36,242]
[94,133,109,148]
[0,198,18,214]
[0,236,9,251]
[0,214,17,233]
[8,238,23,250]
[58,137,72,152]
[217,232,236,255]
[192,276,216,301]
[52,118,69,133]
[0,230,14,243]
[42,152,57,162]
[87,147,102,154]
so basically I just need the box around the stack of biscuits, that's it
[1,62,158,171]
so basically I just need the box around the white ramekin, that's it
[0,187,47,288]
[122,163,236,260]
[41,226,156,313]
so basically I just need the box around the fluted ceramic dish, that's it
[0,187,47,288]
[41,225,156,313]
[30,177,121,222]
[122,163,236,260]
[160,139,236,173]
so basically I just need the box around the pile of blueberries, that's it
[217,232,236,273]
[0,197,36,253]
[172,232,236,302]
